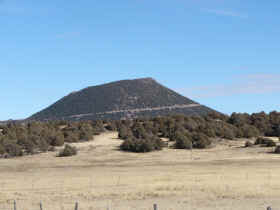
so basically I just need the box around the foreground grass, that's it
[0,132,279,210]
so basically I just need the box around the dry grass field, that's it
[0,132,280,210]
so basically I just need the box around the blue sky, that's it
[0,0,279,120]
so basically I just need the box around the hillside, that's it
[29,78,216,121]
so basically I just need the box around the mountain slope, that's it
[30,78,216,120]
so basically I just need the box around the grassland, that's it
[0,132,279,210]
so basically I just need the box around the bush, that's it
[192,133,212,149]
[120,136,164,153]
[120,138,135,151]
[132,124,148,139]
[255,137,272,145]
[118,125,130,139]
[274,146,280,154]
[120,138,152,153]
[50,133,64,146]
[0,144,5,155]
[242,125,260,138]
[266,140,276,147]
[79,130,92,141]
[48,146,56,152]
[17,138,35,154]
[244,141,254,147]
[58,145,77,157]
[105,122,117,131]
[4,143,23,157]
[24,141,36,154]
[64,131,79,143]
[151,136,165,150]
[38,139,49,152]
[174,133,192,149]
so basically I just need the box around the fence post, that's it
[153,203,158,210]
[13,200,16,210]
[75,202,78,210]
[40,201,43,210]
[267,207,272,210]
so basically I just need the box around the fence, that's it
[9,201,275,210]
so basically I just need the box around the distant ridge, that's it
[29,78,217,121]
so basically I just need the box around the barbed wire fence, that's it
[0,200,276,210]
[0,172,277,210]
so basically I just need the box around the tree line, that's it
[0,120,104,157]
[0,111,280,157]
[117,111,280,152]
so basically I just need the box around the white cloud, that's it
[177,74,280,98]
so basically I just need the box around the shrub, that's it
[48,146,56,152]
[79,130,92,141]
[192,133,212,149]
[151,136,165,150]
[4,143,23,157]
[64,131,79,143]
[120,136,164,153]
[266,140,276,147]
[118,125,130,139]
[255,137,272,145]
[174,133,192,149]
[170,128,188,141]
[203,127,216,138]
[78,123,94,141]
[38,139,49,152]
[242,125,260,138]
[223,127,235,140]
[120,138,135,151]
[92,120,105,134]
[0,144,5,155]
[274,146,280,154]
[132,124,148,139]
[58,144,77,157]
[50,132,64,146]
[136,139,154,153]
[24,141,36,154]
[17,138,35,154]
[105,122,117,131]
[244,141,254,147]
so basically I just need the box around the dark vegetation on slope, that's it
[0,111,280,157]
[29,78,214,121]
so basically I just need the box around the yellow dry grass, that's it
[0,132,279,210]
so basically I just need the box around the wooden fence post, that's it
[13,200,16,210]
[75,202,78,210]
[153,203,158,210]
[40,201,43,210]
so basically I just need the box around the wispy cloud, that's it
[177,74,280,98]
[203,8,248,18]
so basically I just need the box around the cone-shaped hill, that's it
[29,78,216,121]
